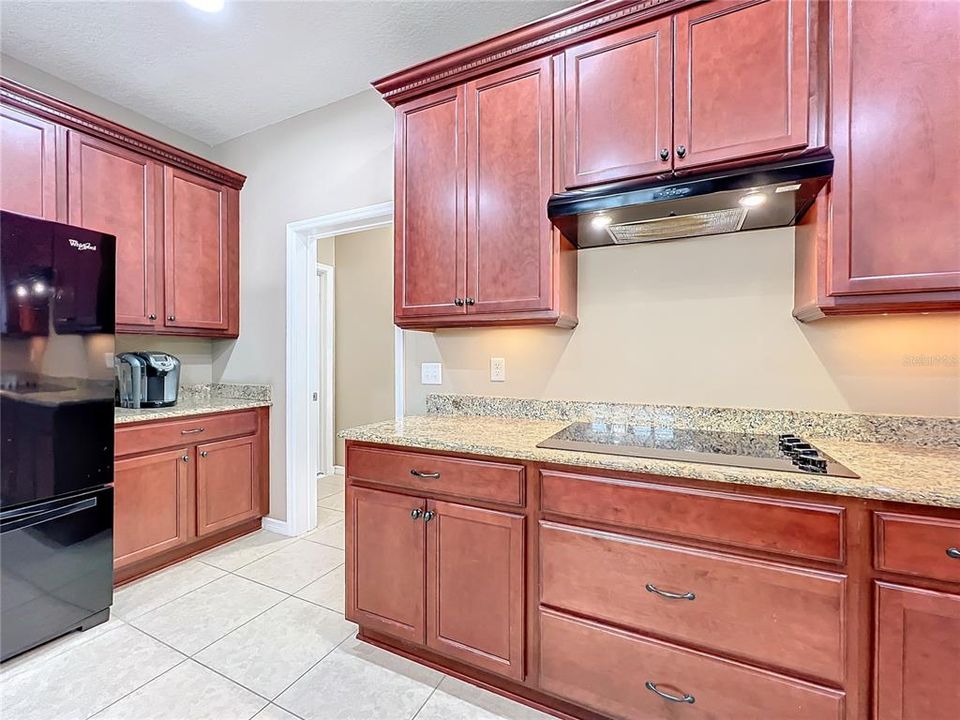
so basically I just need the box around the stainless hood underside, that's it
[547,153,834,248]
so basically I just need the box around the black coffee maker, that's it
[115,352,181,408]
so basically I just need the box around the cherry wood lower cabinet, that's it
[113,407,269,585]
[345,440,960,720]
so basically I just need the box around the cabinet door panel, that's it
[1,105,58,220]
[395,88,466,318]
[875,583,960,720]
[426,500,524,680]
[114,448,191,568]
[346,486,426,644]
[68,132,162,330]
[196,435,259,536]
[564,17,673,187]
[466,57,553,314]
[674,0,809,169]
[828,0,960,296]
[163,167,231,331]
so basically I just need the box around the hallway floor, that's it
[0,475,549,720]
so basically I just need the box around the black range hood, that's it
[548,152,833,248]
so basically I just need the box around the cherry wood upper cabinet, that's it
[827,0,960,297]
[163,167,238,334]
[114,448,191,569]
[67,132,162,331]
[466,57,554,315]
[346,486,426,645]
[195,435,259,537]
[426,500,525,680]
[0,105,59,220]
[395,87,466,320]
[673,0,810,170]
[875,583,960,720]
[563,17,673,187]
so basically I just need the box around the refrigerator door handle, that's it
[0,496,98,533]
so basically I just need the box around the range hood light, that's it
[591,214,613,229]
[738,192,767,208]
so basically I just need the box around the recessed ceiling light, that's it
[738,192,766,208]
[591,214,613,229]
[184,0,224,12]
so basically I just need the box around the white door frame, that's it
[271,201,396,537]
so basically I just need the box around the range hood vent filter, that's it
[606,207,748,244]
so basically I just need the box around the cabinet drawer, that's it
[347,445,523,505]
[539,609,845,720]
[875,512,960,584]
[540,522,845,682]
[115,410,258,457]
[540,469,844,562]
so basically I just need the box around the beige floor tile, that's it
[302,520,344,550]
[0,615,125,681]
[317,491,344,512]
[415,677,554,720]
[196,596,355,699]
[92,659,266,720]
[113,560,226,620]
[308,507,344,532]
[0,624,183,720]
[130,574,285,655]
[275,637,441,720]
[235,540,343,594]
[253,705,302,720]
[316,474,344,499]
[198,530,297,572]
[295,565,345,614]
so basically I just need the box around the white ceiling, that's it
[0,0,578,145]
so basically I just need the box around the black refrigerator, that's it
[0,211,116,662]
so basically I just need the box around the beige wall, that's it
[333,226,396,465]
[115,336,215,387]
[211,89,394,519]
[405,228,960,418]
[1,55,215,159]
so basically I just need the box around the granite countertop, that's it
[340,414,960,509]
[115,384,272,425]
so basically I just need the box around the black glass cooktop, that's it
[536,422,859,478]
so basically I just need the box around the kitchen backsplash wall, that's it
[404,227,960,418]
[114,336,216,386]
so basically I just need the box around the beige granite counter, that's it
[115,384,271,425]
[340,414,960,509]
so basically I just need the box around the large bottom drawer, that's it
[539,609,845,720]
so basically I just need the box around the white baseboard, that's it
[332,465,345,475]
[261,517,297,537]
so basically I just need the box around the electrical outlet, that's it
[421,362,442,385]
[490,357,506,382]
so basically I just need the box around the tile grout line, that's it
[0,618,128,684]
[81,655,191,720]
[116,567,227,623]
[271,631,357,710]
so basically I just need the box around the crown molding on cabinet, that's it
[0,77,246,190]
[371,0,699,106]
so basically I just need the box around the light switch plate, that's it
[421,362,442,385]
[490,357,506,382]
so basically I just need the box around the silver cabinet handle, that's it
[947,547,960,559]
[410,469,440,479]
[200,450,208,458]
[646,583,696,601]
[148,313,157,320]
[181,428,205,435]
[645,681,695,704]
[167,315,176,321]
[423,510,436,522]
[181,455,189,463]
[410,508,422,520]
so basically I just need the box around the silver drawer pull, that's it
[410,469,440,479]
[947,547,960,559]
[646,583,696,601]
[181,427,205,435]
[645,681,695,704]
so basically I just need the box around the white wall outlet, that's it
[490,357,506,382]
[421,362,443,385]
